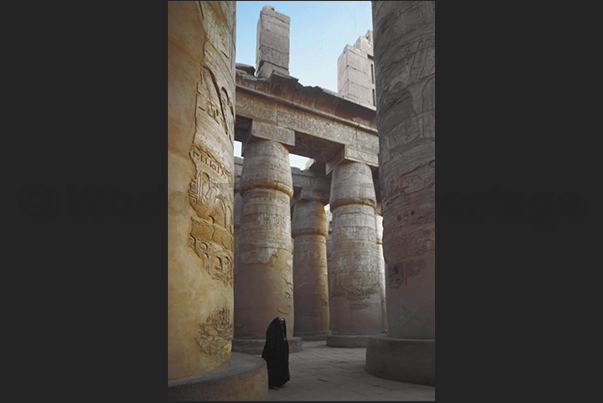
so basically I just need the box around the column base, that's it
[326,334,376,348]
[294,331,331,341]
[231,337,303,355]
[168,352,268,401]
[365,335,435,386]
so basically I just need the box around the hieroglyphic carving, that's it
[197,67,223,127]
[187,143,234,286]
[194,306,233,360]
[386,159,435,197]
[189,145,233,231]
[189,217,234,286]
[393,37,436,91]
[388,258,426,288]
[238,247,278,266]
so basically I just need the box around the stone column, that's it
[325,206,334,332]
[168,2,268,400]
[375,211,387,332]
[292,197,330,340]
[233,138,301,353]
[327,161,382,347]
[366,1,435,386]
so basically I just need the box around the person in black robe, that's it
[261,316,290,389]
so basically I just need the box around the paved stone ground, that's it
[261,340,435,401]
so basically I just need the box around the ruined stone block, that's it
[256,5,290,79]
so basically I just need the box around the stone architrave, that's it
[233,139,299,352]
[327,161,382,347]
[292,198,330,340]
[366,1,435,386]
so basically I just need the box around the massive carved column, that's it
[168,0,235,379]
[327,161,382,347]
[366,1,435,386]
[168,3,268,400]
[233,138,300,353]
[292,197,330,340]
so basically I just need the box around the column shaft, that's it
[234,139,294,340]
[374,0,435,340]
[366,1,435,386]
[168,1,236,380]
[328,161,382,336]
[292,200,330,337]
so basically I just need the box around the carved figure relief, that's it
[194,306,233,360]
[196,68,223,128]
[220,87,234,143]
[188,145,233,234]
[386,159,435,197]
[189,217,234,287]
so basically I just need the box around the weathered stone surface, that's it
[338,31,375,109]
[292,200,330,336]
[168,0,236,380]
[373,0,435,341]
[328,161,382,336]
[168,352,269,401]
[365,336,435,386]
[256,5,290,78]
[235,66,378,165]
[367,0,435,387]
[231,337,303,355]
[250,120,295,148]
[234,140,295,340]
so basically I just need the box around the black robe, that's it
[261,317,290,388]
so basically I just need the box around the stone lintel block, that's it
[344,145,379,168]
[250,120,295,148]
[326,146,378,175]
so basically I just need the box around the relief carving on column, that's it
[194,306,233,360]
[387,258,427,288]
[188,144,234,287]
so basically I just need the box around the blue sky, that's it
[233,1,373,168]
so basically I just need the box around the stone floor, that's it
[261,340,435,401]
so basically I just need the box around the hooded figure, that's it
[261,317,290,389]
